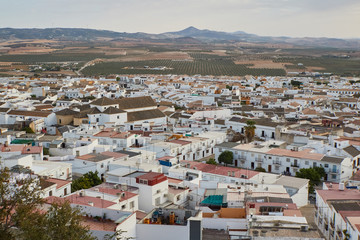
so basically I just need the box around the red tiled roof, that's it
[181,160,259,179]
[46,178,71,189]
[0,144,42,154]
[8,110,52,117]
[45,196,67,205]
[169,139,192,145]
[100,151,128,159]
[317,187,360,202]
[266,148,323,161]
[90,187,137,201]
[136,210,147,220]
[156,156,175,161]
[168,177,183,184]
[21,146,43,154]
[65,195,115,208]
[82,217,117,232]
[339,211,360,221]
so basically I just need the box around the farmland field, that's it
[0,37,359,77]
[81,59,286,76]
[276,57,360,75]
[0,53,123,64]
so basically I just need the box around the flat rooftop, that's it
[139,208,201,226]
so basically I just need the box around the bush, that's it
[43,147,50,155]
[71,171,102,192]
[255,167,266,172]
[22,127,35,134]
[218,151,233,166]
[206,158,217,165]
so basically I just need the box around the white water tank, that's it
[339,182,345,191]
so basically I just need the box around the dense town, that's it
[1,74,360,240]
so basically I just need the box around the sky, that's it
[1,0,360,38]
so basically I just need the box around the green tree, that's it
[71,171,102,192]
[290,80,302,88]
[206,158,217,165]
[22,127,35,134]
[43,201,95,240]
[244,120,256,143]
[255,167,266,172]
[0,167,95,240]
[0,167,43,239]
[218,151,233,166]
[43,147,50,155]
[296,167,325,193]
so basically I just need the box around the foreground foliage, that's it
[0,167,95,240]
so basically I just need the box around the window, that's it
[64,188,67,195]
[305,161,309,165]
[101,163,104,168]
[286,158,290,162]
[176,195,181,201]
[49,191,53,197]
[269,157,272,160]
[130,201,134,209]
[275,166,279,170]
[117,116,120,119]
[325,164,329,168]
[121,205,126,210]
[332,175,336,180]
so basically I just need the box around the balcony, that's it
[330,229,335,238]
[291,163,300,168]
[336,230,342,239]
[255,158,264,163]
[273,161,281,166]
[330,221,335,230]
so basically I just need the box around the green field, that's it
[277,57,360,76]
[81,59,286,76]
[0,53,121,64]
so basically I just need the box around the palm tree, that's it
[244,120,256,143]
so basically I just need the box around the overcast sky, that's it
[1,0,360,38]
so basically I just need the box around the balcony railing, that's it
[291,163,299,168]
[330,221,335,230]
[336,230,342,239]
[273,161,281,165]
[255,158,263,163]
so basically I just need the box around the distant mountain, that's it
[0,28,125,40]
[163,26,242,41]
[0,27,359,49]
